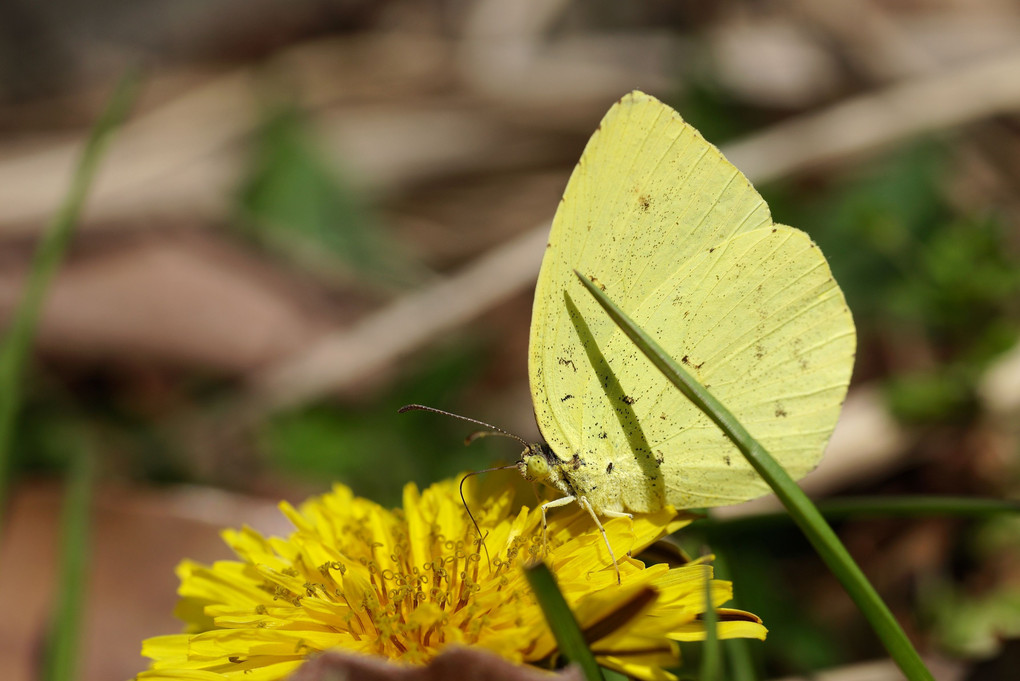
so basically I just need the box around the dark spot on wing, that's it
[558,357,577,372]
[622,394,636,405]
[775,404,788,418]
[639,195,651,211]
[561,394,574,402]
[606,462,614,473]
[724,455,731,466]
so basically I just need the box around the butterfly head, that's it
[519,442,567,491]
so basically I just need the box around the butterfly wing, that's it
[528,91,855,513]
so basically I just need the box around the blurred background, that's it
[0,1,1019,679]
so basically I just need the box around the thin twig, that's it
[243,223,550,417]
[724,48,1020,184]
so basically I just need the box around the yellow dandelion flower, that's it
[136,477,766,681]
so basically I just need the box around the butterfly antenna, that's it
[458,464,518,569]
[398,404,531,448]
[465,429,518,445]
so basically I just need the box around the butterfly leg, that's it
[602,509,634,556]
[539,495,576,554]
[577,496,622,585]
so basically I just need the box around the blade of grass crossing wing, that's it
[575,271,934,681]
[525,562,605,681]
[0,72,138,527]
[41,438,94,681]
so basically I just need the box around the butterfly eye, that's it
[524,453,551,482]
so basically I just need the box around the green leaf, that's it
[575,270,934,681]
[884,370,974,424]
[237,106,424,289]
[525,562,604,681]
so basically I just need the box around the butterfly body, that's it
[518,442,638,515]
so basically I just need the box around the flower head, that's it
[137,477,765,680]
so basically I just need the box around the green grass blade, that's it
[809,496,1019,518]
[41,438,94,681]
[0,71,138,526]
[705,497,1020,535]
[525,562,605,681]
[575,271,934,681]
[711,550,758,681]
[725,635,758,681]
[699,563,722,681]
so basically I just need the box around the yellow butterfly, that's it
[407,91,855,576]
[524,89,855,520]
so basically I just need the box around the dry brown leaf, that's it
[0,230,334,373]
[0,481,291,681]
